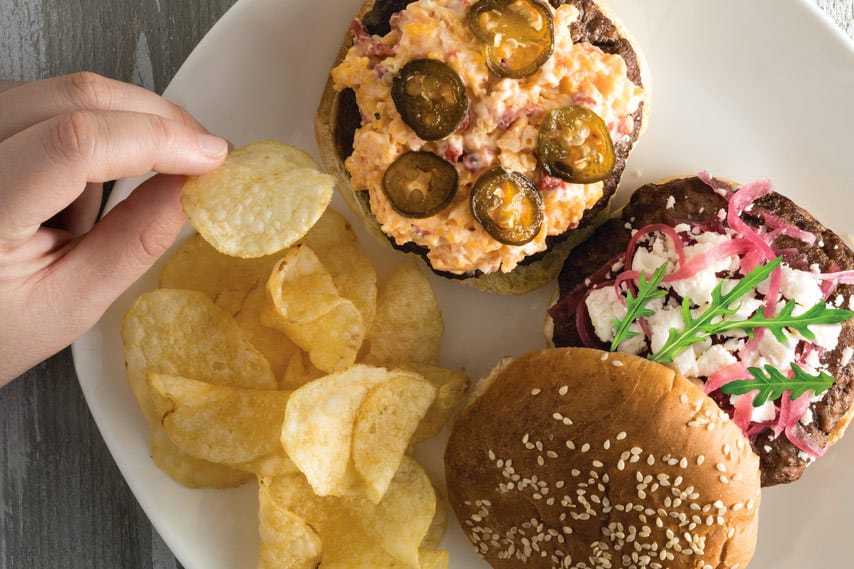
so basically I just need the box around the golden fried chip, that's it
[365,261,443,365]
[301,209,377,330]
[353,373,436,503]
[401,364,471,442]
[263,295,365,374]
[422,494,448,549]
[266,245,342,323]
[122,289,275,423]
[181,141,334,258]
[258,476,322,569]
[149,423,251,488]
[281,365,394,496]
[235,284,300,377]
[280,351,325,390]
[158,233,280,314]
[418,549,449,569]
[263,457,436,569]
[148,373,295,475]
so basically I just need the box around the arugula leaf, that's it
[651,257,783,363]
[712,300,853,343]
[720,363,834,407]
[610,263,668,352]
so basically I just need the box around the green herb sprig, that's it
[610,264,668,351]
[650,257,785,363]
[721,363,834,407]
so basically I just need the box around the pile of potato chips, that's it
[120,142,469,569]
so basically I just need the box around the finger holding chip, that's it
[148,373,296,475]
[353,372,436,503]
[365,260,443,366]
[181,141,335,258]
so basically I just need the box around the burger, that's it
[546,175,854,485]
[315,0,650,294]
[445,348,761,569]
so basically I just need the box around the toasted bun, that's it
[445,348,760,569]
[315,0,650,295]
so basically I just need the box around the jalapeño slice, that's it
[471,167,544,246]
[468,0,554,79]
[382,151,458,218]
[537,105,616,184]
[392,59,469,141]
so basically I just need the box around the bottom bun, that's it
[445,348,760,569]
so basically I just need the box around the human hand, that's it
[0,73,229,385]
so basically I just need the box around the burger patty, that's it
[550,176,854,486]
[332,0,646,279]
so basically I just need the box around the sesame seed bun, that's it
[445,348,760,569]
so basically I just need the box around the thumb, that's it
[51,174,189,329]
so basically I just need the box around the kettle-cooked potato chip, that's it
[353,373,436,503]
[122,289,276,423]
[301,209,377,330]
[258,476,322,569]
[280,351,325,390]
[148,373,295,476]
[401,364,470,442]
[422,492,448,549]
[235,284,300,378]
[149,423,251,489]
[266,245,342,323]
[260,457,438,569]
[281,365,391,496]
[158,233,281,314]
[365,261,443,365]
[181,141,335,258]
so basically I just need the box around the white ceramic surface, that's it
[72,0,854,567]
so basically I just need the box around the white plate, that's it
[72,0,854,567]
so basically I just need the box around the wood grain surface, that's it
[0,0,852,568]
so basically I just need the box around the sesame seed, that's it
[716,463,726,472]
[537,456,545,466]
[553,412,563,421]
[616,431,627,440]
[559,385,569,396]
[720,475,729,484]
[531,388,541,396]
[488,450,496,460]
[600,352,609,361]
[581,443,591,453]
[562,417,573,426]
[571,469,581,477]
[593,460,604,468]
[647,455,655,466]
[612,360,624,367]
[617,460,626,471]
[679,457,688,469]
[696,455,705,465]
[680,394,689,404]
[522,433,529,444]
[603,439,611,450]
[566,440,575,450]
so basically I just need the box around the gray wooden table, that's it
[1,0,853,567]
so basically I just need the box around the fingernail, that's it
[197,133,229,158]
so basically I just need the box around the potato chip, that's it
[418,549,449,569]
[266,245,342,323]
[353,373,436,503]
[281,365,394,496]
[148,373,295,475]
[181,141,335,258]
[262,457,437,569]
[422,493,448,549]
[122,289,275,423]
[401,364,471,442]
[149,423,251,488]
[235,284,300,377]
[263,295,365,374]
[158,233,281,314]
[258,476,322,569]
[280,351,325,390]
[365,261,443,365]
[301,209,377,330]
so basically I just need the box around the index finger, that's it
[0,80,22,94]
[0,73,207,141]
[0,110,228,248]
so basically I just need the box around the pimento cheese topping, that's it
[332,0,644,274]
